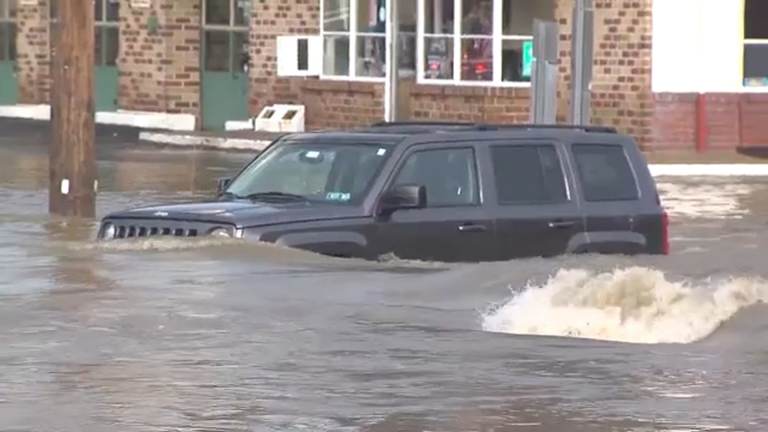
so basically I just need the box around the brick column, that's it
[118,0,200,122]
[15,0,51,104]
[591,0,653,146]
[555,0,573,124]
[555,0,654,147]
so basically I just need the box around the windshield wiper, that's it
[219,191,241,199]
[242,191,309,202]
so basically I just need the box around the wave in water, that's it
[481,267,768,344]
[76,237,245,252]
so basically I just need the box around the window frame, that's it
[386,145,482,209]
[417,0,536,88]
[490,143,571,206]
[320,0,390,82]
[743,0,768,89]
[571,144,641,203]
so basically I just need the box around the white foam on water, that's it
[76,236,244,252]
[481,267,768,344]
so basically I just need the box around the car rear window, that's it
[491,145,568,204]
[572,144,639,202]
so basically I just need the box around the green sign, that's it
[522,40,533,78]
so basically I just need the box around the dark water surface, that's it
[2,135,768,432]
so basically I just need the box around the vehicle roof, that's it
[281,122,631,146]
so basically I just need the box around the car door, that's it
[482,140,586,259]
[371,144,497,263]
[567,142,644,254]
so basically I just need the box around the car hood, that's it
[105,200,369,227]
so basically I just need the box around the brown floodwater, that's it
[1,130,768,432]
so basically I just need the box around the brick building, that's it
[0,0,766,150]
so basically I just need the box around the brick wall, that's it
[556,0,654,147]
[592,0,653,145]
[652,93,696,150]
[118,0,200,117]
[410,86,531,124]
[299,81,384,129]
[15,0,50,104]
[741,95,768,148]
[653,93,768,150]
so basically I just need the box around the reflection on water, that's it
[1,134,768,431]
[657,180,755,219]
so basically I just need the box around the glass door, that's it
[202,0,251,130]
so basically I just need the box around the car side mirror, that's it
[216,177,232,195]
[379,184,427,216]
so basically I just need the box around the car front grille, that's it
[105,220,230,240]
[114,224,199,239]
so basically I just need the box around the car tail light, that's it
[661,210,670,255]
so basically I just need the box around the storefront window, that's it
[424,0,453,34]
[322,0,386,79]
[460,0,492,81]
[420,0,552,86]
[324,0,350,32]
[424,36,453,79]
[323,34,350,75]
[398,0,417,72]
[462,0,492,35]
[744,0,768,87]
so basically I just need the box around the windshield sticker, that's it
[305,150,321,159]
[377,148,387,156]
[326,192,352,202]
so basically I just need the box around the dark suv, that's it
[98,123,669,262]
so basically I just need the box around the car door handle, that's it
[458,223,488,233]
[548,220,576,229]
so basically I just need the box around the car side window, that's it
[392,148,479,207]
[491,144,568,204]
[572,144,639,202]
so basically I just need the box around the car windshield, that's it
[225,141,394,205]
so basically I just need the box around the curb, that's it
[138,131,272,152]
[649,164,768,177]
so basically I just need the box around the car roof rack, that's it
[369,121,618,134]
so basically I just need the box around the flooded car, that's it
[98,123,668,262]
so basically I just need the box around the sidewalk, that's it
[643,149,768,176]
[138,129,285,152]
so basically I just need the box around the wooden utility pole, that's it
[50,0,96,217]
